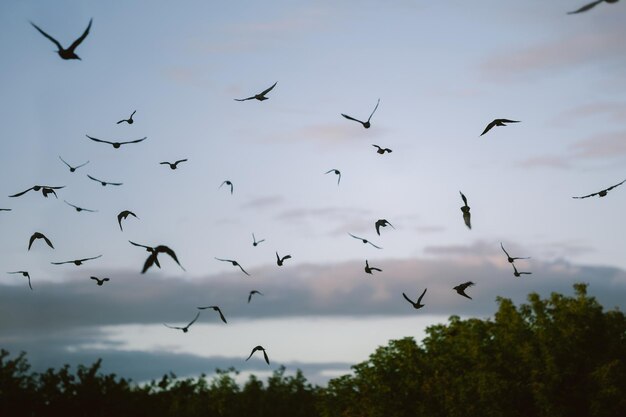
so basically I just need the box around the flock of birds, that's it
[2,3,624,368]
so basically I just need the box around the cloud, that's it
[551,102,626,127]
[240,195,285,210]
[264,122,387,144]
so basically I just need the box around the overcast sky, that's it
[1,0,625,385]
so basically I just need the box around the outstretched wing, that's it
[217,308,227,324]
[259,81,277,96]
[480,120,497,136]
[460,191,468,206]
[572,191,598,199]
[234,96,255,101]
[500,242,510,258]
[120,137,147,145]
[175,159,188,165]
[42,234,54,249]
[82,255,102,262]
[417,288,427,304]
[30,22,63,50]
[605,179,626,192]
[142,252,158,273]
[9,187,34,198]
[402,292,414,305]
[367,98,380,122]
[368,241,383,249]
[86,135,113,145]
[159,246,186,271]
[68,18,93,52]
[341,113,364,124]
[262,350,270,365]
[567,0,604,14]
[238,264,250,276]
[187,312,201,327]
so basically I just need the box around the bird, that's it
[572,179,626,199]
[64,200,97,213]
[117,210,138,231]
[59,156,89,173]
[512,264,532,277]
[568,0,618,14]
[30,18,92,60]
[0,208,11,212]
[234,82,277,101]
[129,241,161,269]
[87,175,123,187]
[402,288,427,309]
[325,169,341,185]
[117,110,136,125]
[364,260,382,274]
[372,144,392,154]
[500,243,530,264]
[7,271,32,290]
[480,119,520,136]
[90,276,110,286]
[220,180,234,194]
[348,233,382,249]
[248,290,263,303]
[142,245,185,274]
[453,281,475,300]
[375,219,395,236]
[197,305,227,324]
[51,255,102,266]
[164,312,200,333]
[252,233,265,247]
[86,134,147,149]
[160,159,188,170]
[215,258,250,275]
[9,185,65,198]
[246,345,270,365]
[341,99,380,129]
[459,191,471,230]
[276,252,292,266]
[28,232,54,250]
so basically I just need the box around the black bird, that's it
[248,290,263,303]
[246,345,270,365]
[197,305,227,324]
[480,119,520,136]
[512,264,532,277]
[220,180,234,194]
[402,288,427,310]
[87,175,123,187]
[90,276,110,286]
[375,219,394,236]
[568,0,618,14]
[276,252,292,266]
[215,257,250,275]
[117,211,138,231]
[86,134,147,149]
[325,169,341,185]
[234,82,277,101]
[160,159,188,170]
[364,260,382,274]
[64,200,97,213]
[28,232,54,250]
[348,233,382,249]
[8,271,32,290]
[30,18,92,60]
[500,242,530,264]
[453,281,475,300]
[9,185,65,198]
[459,191,471,230]
[42,187,60,198]
[372,144,392,154]
[342,99,380,129]
[51,255,102,266]
[572,179,626,199]
[164,312,200,333]
[252,233,265,247]
[117,110,136,125]
[142,245,185,273]
[0,208,11,211]
[59,156,89,173]
[129,240,161,268]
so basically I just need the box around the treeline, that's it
[1,284,625,417]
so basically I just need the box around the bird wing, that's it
[142,252,158,273]
[568,0,604,14]
[163,324,183,330]
[325,169,336,174]
[158,246,185,271]
[27,276,33,290]
[572,191,598,199]
[30,22,63,50]
[263,350,270,365]
[28,234,37,250]
[86,135,112,145]
[217,309,227,324]
[87,174,102,183]
[368,241,383,249]
[58,156,71,168]
[245,348,257,361]
[259,82,278,96]
[68,18,92,51]
[372,144,382,150]
[75,161,89,169]
[605,179,626,192]
[120,137,147,145]
[238,264,250,276]
[367,99,381,122]
[480,120,497,136]
[175,159,188,165]
[348,233,361,240]
[51,261,71,265]
[283,255,292,260]
[187,312,201,327]
[460,191,468,206]
[234,96,255,101]
[107,181,124,186]
[500,242,510,258]
[417,288,427,304]
[9,187,34,198]
[117,212,126,230]
[64,200,77,209]
[375,222,381,236]
[341,113,364,124]
[129,240,151,249]
[402,292,415,304]
[499,119,520,124]
[42,234,54,249]
[159,162,170,165]
[215,257,230,262]
[82,255,102,262]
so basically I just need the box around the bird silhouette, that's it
[459,191,471,230]
[276,252,292,266]
[28,232,54,250]
[341,99,380,129]
[480,119,520,136]
[252,233,265,247]
[86,134,147,149]
[142,245,185,273]
[246,345,270,365]
[59,156,89,173]
[220,180,234,194]
[375,219,395,236]
[372,144,392,154]
[9,185,65,198]
[87,175,123,187]
[117,110,136,125]
[234,82,277,101]
[160,159,188,170]
[42,187,60,198]
[512,264,532,277]
[51,255,102,266]
[64,200,97,213]
[364,260,382,274]
[500,242,530,264]
[325,169,341,185]
[402,288,427,309]
[348,233,382,249]
[129,241,161,268]
[117,211,138,231]
[453,281,475,299]
[572,179,626,199]
[197,305,227,324]
[248,290,263,303]
[0,208,11,212]
[568,0,618,14]
[8,271,32,290]
[30,18,92,60]
[215,257,250,275]
[164,312,200,333]
[90,276,110,286]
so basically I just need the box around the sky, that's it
[0,0,625,385]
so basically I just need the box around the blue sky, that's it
[1,0,625,385]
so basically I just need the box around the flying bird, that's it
[59,156,89,173]
[512,264,532,277]
[117,110,136,125]
[568,0,618,14]
[453,281,475,300]
[480,119,520,136]
[348,233,382,249]
[220,180,234,194]
[30,18,92,60]
[325,169,341,185]
[197,305,227,324]
[234,82,277,101]
[252,233,265,247]
[51,255,102,266]
[142,245,185,273]
[117,210,138,231]
[500,242,530,264]
[90,276,110,286]
[9,185,65,198]
[215,258,250,276]
[246,345,270,365]
[28,232,54,250]
[87,175,123,187]
[129,240,160,268]
[164,312,200,333]
[276,252,292,266]
[572,179,626,199]
[375,219,395,236]
[7,271,32,290]
[341,99,380,129]
[64,200,97,213]
[402,288,427,310]
[160,159,188,170]
[86,134,147,149]
[364,260,382,274]
[459,191,471,230]
[372,144,392,154]
[248,290,263,303]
